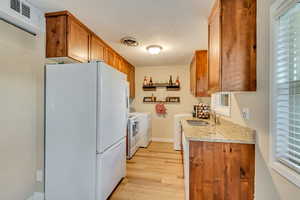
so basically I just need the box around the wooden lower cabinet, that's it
[189,141,255,200]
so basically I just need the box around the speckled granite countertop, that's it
[180,117,256,144]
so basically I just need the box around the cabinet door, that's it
[208,3,221,93]
[189,141,255,200]
[67,17,90,62]
[114,55,122,71]
[190,57,196,95]
[90,35,105,62]
[221,0,256,91]
[46,15,67,58]
[196,51,209,97]
[107,49,115,67]
[128,65,135,99]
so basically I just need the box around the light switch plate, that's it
[36,169,43,182]
[242,108,250,120]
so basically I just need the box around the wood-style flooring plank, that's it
[109,142,184,200]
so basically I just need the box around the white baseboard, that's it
[26,192,44,200]
[152,137,174,143]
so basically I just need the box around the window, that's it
[270,0,300,187]
[211,92,231,116]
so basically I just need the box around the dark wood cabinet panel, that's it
[189,141,255,200]
[190,50,209,97]
[45,15,67,58]
[208,0,256,92]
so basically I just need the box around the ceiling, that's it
[31,0,213,66]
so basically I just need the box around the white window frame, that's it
[211,92,231,117]
[269,0,300,188]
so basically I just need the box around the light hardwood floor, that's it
[109,142,185,200]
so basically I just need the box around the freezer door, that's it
[45,63,97,200]
[97,62,128,153]
[97,138,126,200]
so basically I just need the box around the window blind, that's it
[275,3,300,173]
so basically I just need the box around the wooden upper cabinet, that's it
[107,49,115,67]
[90,35,105,62]
[128,64,135,99]
[208,0,256,93]
[45,15,67,58]
[45,10,136,98]
[208,3,221,93]
[68,18,89,62]
[45,11,89,62]
[190,50,209,97]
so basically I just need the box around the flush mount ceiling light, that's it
[146,45,163,55]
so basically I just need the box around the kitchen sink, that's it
[186,120,209,126]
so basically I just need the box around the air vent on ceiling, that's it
[1,0,45,35]
[21,3,30,18]
[10,0,20,13]
[120,36,139,47]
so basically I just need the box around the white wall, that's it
[224,0,300,199]
[0,21,44,199]
[132,65,210,141]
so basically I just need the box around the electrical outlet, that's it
[36,169,43,182]
[242,108,250,120]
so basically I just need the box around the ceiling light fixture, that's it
[146,45,163,55]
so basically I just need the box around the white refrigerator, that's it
[45,62,128,200]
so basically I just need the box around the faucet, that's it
[210,111,220,126]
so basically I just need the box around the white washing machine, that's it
[130,112,152,148]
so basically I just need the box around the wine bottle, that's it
[169,75,173,86]
[143,76,148,86]
[175,76,180,86]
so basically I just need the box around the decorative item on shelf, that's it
[175,76,180,86]
[149,77,153,86]
[194,103,210,119]
[155,103,167,115]
[166,96,180,103]
[151,93,156,101]
[143,76,148,86]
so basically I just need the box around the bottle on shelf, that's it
[149,77,153,86]
[143,76,148,86]
[169,75,173,86]
[151,93,156,102]
[175,76,180,86]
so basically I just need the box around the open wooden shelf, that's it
[143,97,180,104]
[143,83,180,91]
[143,100,180,104]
